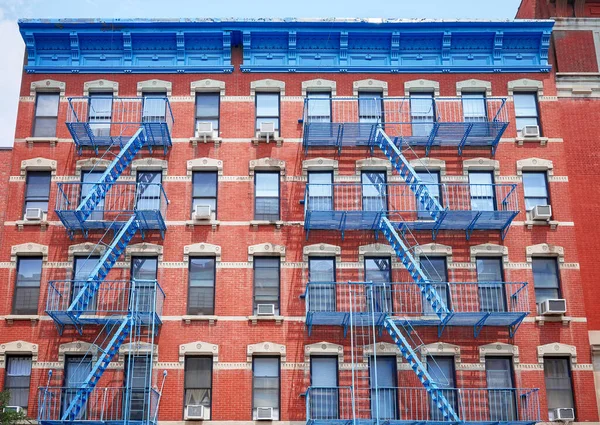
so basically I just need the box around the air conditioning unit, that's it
[257,304,275,316]
[3,406,23,413]
[25,208,43,221]
[256,407,274,421]
[539,299,567,316]
[195,122,214,142]
[531,205,552,221]
[522,125,540,138]
[550,407,575,421]
[258,122,276,142]
[185,404,206,420]
[193,205,212,221]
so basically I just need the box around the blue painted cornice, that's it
[18,19,554,74]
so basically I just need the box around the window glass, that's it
[307,171,333,211]
[124,355,151,421]
[469,171,495,211]
[13,257,43,315]
[362,171,387,212]
[185,357,213,415]
[25,171,51,212]
[364,257,391,283]
[142,92,167,122]
[462,93,487,122]
[62,355,92,419]
[485,357,516,422]
[410,93,435,137]
[532,258,560,303]
[514,93,539,134]
[188,258,216,315]
[544,358,575,416]
[369,357,397,420]
[254,257,280,314]
[192,172,218,217]
[307,92,331,122]
[196,93,220,131]
[256,93,280,130]
[5,356,32,408]
[416,171,441,219]
[477,257,506,312]
[308,257,336,313]
[421,256,450,314]
[88,93,113,137]
[310,357,338,420]
[359,91,384,123]
[33,93,60,137]
[72,256,100,311]
[137,171,162,211]
[253,357,280,418]
[523,172,549,211]
[255,172,280,221]
[427,356,457,421]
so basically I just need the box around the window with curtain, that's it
[184,357,212,418]
[253,257,280,315]
[420,256,450,315]
[307,171,333,212]
[253,357,280,420]
[307,92,331,122]
[523,172,550,211]
[514,92,540,135]
[195,93,220,133]
[13,257,43,315]
[5,356,32,408]
[254,172,280,221]
[427,356,457,420]
[188,257,216,315]
[256,93,280,131]
[192,172,218,218]
[410,93,435,137]
[469,171,496,211]
[310,356,338,420]
[416,171,441,219]
[544,357,575,418]
[485,357,516,422]
[308,257,336,313]
[369,356,397,420]
[532,257,561,303]
[33,92,60,137]
[142,92,167,122]
[24,171,51,213]
[477,257,507,312]
[361,171,387,212]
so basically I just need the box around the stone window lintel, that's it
[21,157,57,176]
[11,243,48,263]
[184,243,222,263]
[250,79,285,96]
[353,79,389,97]
[303,244,341,262]
[517,158,554,177]
[249,158,286,176]
[409,158,447,176]
[421,342,462,364]
[187,158,224,177]
[30,79,66,97]
[302,79,337,96]
[179,340,219,363]
[358,243,394,263]
[508,79,544,96]
[68,242,105,263]
[405,79,440,97]
[479,342,520,364]
[355,158,392,177]
[305,342,344,363]
[247,341,286,362]
[248,243,286,262]
[415,243,453,262]
[0,341,39,367]
[131,159,168,177]
[526,243,565,263]
[302,158,339,176]
[191,79,226,96]
[83,79,119,96]
[463,158,500,176]
[76,158,111,176]
[456,79,492,97]
[125,243,163,262]
[537,343,577,364]
[137,79,172,97]
[470,243,509,264]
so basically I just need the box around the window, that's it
[81,170,104,221]
[124,355,152,421]
[477,257,506,312]
[307,92,331,122]
[195,93,220,133]
[254,172,280,221]
[24,171,51,213]
[88,93,113,137]
[253,257,280,315]
[33,93,59,137]
[364,257,392,313]
[188,257,216,315]
[523,172,550,211]
[416,171,441,220]
[131,256,158,313]
[13,257,43,315]
[5,356,32,408]
[410,93,435,137]
[72,256,100,311]
[307,171,333,211]
[532,258,561,303]
[514,93,540,135]
[184,357,213,418]
[544,358,575,417]
[136,170,162,211]
[369,356,397,420]
[253,357,280,420]
[308,257,336,313]
[469,171,495,211]
[485,357,516,421]
[359,91,384,124]
[192,172,218,218]
[427,356,457,420]
[62,355,92,419]
[420,257,450,315]
[310,357,338,420]
[362,171,387,212]
[462,93,487,122]
[142,92,167,123]
[256,93,280,131]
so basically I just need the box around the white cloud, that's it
[0,18,24,147]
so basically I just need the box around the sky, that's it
[0,0,522,147]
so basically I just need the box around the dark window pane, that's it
[13,257,42,315]
[188,258,215,315]
[416,171,440,219]
[486,357,516,422]
[307,172,333,211]
[514,93,539,133]
[25,171,51,212]
[427,356,458,421]
[33,93,59,137]
[370,357,397,420]
[254,258,280,313]
[477,257,506,312]
[308,258,336,313]
[544,358,574,416]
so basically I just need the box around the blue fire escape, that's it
[38,96,172,425]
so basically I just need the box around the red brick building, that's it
[1,7,599,425]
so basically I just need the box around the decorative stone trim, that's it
[421,342,461,364]
[364,342,401,359]
[119,342,158,362]
[409,158,447,176]
[125,242,163,262]
[20,157,57,176]
[250,79,285,96]
[179,341,219,363]
[68,242,105,263]
[302,158,339,176]
[303,244,341,262]
[59,341,98,363]
[137,79,172,97]
[191,79,226,96]
[470,243,509,264]
[404,79,440,96]
[355,158,392,176]
[358,243,394,263]
[0,341,38,367]
[304,342,344,363]
[30,79,66,97]
[353,79,389,97]
[463,158,500,176]
[456,79,492,97]
[248,243,286,262]
[184,243,222,263]
[302,79,337,96]
[415,243,452,262]
[249,158,286,176]
[479,342,519,364]
[537,343,577,364]
[75,158,111,177]
[508,79,544,96]
[516,158,554,176]
[247,341,286,362]
[11,243,48,263]
[83,79,119,96]
[131,158,168,177]
[526,243,565,263]
[187,158,224,177]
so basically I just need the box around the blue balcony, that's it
[55,182,168,234]
[66,96,173,154]
[302,96,508,155]
[304,281,529,337]
[304,183,519,240]
[306,386,540,425]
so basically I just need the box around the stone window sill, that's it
[186,219,220,230]
[525,220,559,230]
[182,315,217,325]
[25,137,59,147]
[535,315,571,326]
[250,220,284,229]
[516,136,549,146]
[190,136,222,147]
[248,315,284,325]
[251,137,284,147]
[16,219,49,231]
[5,315,40,324]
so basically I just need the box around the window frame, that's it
[187,257,216,316]
[462,92,488,123]
[476,256,507,313]
[358,90,385,124]
[543,357,575,417]
[4,355,32,409]
[361,171,388,212]
[253,257,281,315]
[532,257,562,304]
[184,356,213,419]
[32,92,60,138]
[307,171,334,212]
[141,91,168,123]
[309,356,340,420]
[255,92,281,131]
[522,171,550,212]
[468,170,497,211]
[13,256,43,315]
[254,171,281,221]
[514,92,541,135]
[306,91,332,123]
[369,355,398,420]
[195,92,220,134]
[192,171,218,219]
[307,256,337,313]
[252,356,281,419]
[23,170,52,214]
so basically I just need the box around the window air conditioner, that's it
[256,304,275,316]
[193,205,212,221]
[3,406,23,413]
[256,407,274,420]
[184,404,206,420]
[25,208,43,221]
[259,122,276,143]
[538,299,567,316]
[550,407,575,421]
[531,205,552,221]
[195,122,214,142]
[522,125,540,138]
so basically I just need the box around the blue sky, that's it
[0,0,522,146]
